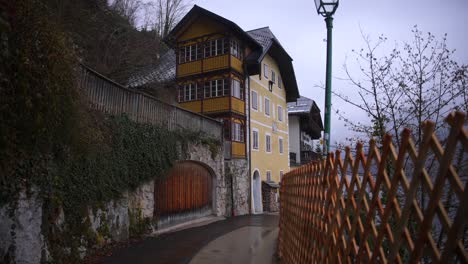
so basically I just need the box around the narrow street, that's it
[103,214,279,264]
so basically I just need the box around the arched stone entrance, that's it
[252,170,262,213]
[154,161,216,228]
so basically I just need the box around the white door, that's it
[253,171,262,213]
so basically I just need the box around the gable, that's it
[177,15,228,42]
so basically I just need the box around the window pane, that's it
[211,81,217,97]
[265,98,270,115]
[278,106,283,121]
[205,82,211,98]
[232,79,241,99]
[190,45,196,61]
[264,64,268,78]
[178,86,183,102]
[179,48,185,63]
[190,84,196,100]
[251,91,258,110]
[216,39,223,55]
[223,119,230,140]
[223,79,229,96]
[266,135,271,152]
[205,42,210,58]
[253,131,258,149]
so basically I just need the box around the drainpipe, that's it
[244,63,252,214]
[231,169,235,217]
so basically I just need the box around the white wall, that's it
[288,115,301,164]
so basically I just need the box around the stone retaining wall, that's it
[0,142,228,263]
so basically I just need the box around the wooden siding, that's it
[176,55,230,77]
[155,162,213,216]
[179,101,202,113]
[177,60,202,77]
[278,112,468,263]
[78,65,222,141]
[178,16,226,41]
[204,55,229,72]
[203,97,229,113]
[231,56,243,73]
[232,141,246,157]
[231,97,245,114]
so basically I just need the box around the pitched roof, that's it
[128,6,300,103]
[166,5,261,50]
[127,50,176,88]
[247,27,299,102]
[288,96,323,139]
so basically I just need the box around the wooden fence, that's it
[78,65,223,141]
[278,112,467,263]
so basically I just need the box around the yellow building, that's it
[246,27,299,213]
[166,6,299,214]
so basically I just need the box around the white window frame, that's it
[232,122,244,142]
[278,75,282,89]
[263,64,269,79]
[204,79,228,98]
[278,105,283,121]
[271,70,276,83]
[179,83,197,102]
[266,170,272,182]
[231,79,243,100]
[265,133,271,153]
[264,97,270,116]
[279,137,284,154]
[205,38,227,58]
[252,129,259,150]
[179,44,199,64]
[230,39,242,59]
[251,90,258,111]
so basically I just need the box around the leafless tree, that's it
[109,0,142,26]
[334,28,467,257]
[335,26,466,148]
[140,0,190,38]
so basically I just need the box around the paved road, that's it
[103,214,279,264]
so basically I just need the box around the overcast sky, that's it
[192,0,468,148]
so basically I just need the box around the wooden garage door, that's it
[155,161,213,216]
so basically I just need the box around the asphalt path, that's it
[103,214,279,264]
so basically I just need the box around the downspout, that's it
[231,165,235,216]
[244,63,252,214]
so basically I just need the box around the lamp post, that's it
[315,0,339,156]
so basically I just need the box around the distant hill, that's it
[43,0,165,83]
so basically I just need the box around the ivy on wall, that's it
[0,1,221,262]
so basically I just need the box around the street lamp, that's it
[315,0,339,156]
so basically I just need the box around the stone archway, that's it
[252,170,262,213]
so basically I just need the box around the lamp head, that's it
[315,0,339,17]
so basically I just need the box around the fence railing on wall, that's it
[278,112,467,263]
[78,65,223,141]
